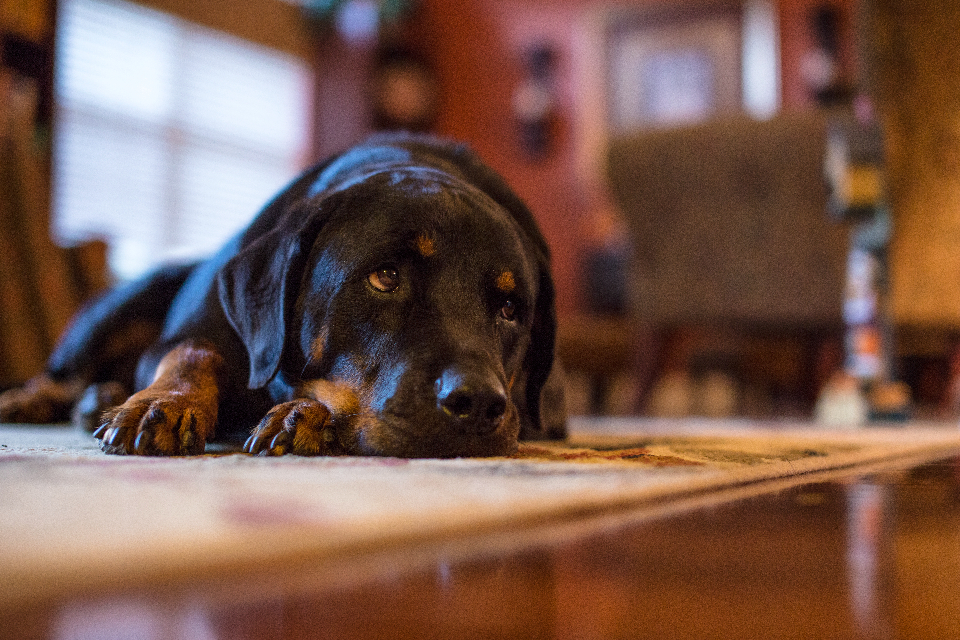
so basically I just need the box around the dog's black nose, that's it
[436,368,507,434]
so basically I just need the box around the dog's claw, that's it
[104,426,123,447]
[134,430,151,454]
[243,433,265,455]
[97,424,135,454]
[269,430,292,455]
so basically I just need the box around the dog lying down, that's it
[0,133,566,457]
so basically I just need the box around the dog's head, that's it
[217,137,556,457]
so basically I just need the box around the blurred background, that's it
[1,0,958,423]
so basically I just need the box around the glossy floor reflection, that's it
[26,457,960,640]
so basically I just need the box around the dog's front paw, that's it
[93,393,213,456]
[243,399,336,456]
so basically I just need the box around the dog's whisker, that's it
[300,357,315,379]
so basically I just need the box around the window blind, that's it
[53,0,313,280]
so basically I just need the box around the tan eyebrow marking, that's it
[415,233,436,257]
[497,271,516,292]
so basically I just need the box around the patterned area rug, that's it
[2,418,959,611]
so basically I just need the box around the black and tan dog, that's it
[0,133,564,457]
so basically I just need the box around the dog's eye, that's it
[500,299,517,321]
[368,267,400,292]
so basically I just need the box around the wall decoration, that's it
[605,4,745,133]
[371,44,437,131]
[513,44,560,160]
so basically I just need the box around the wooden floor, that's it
[8,455,960,639]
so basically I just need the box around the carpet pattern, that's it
[2,419,959,611]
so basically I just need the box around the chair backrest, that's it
[606,113,848,328]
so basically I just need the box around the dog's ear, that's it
[516,264,563,440]
[216,179,336,389]
[218,229,298,389]
[215,152,358,389]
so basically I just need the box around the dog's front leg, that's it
[94,340,223,455]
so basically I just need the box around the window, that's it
[53,0,313,280]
